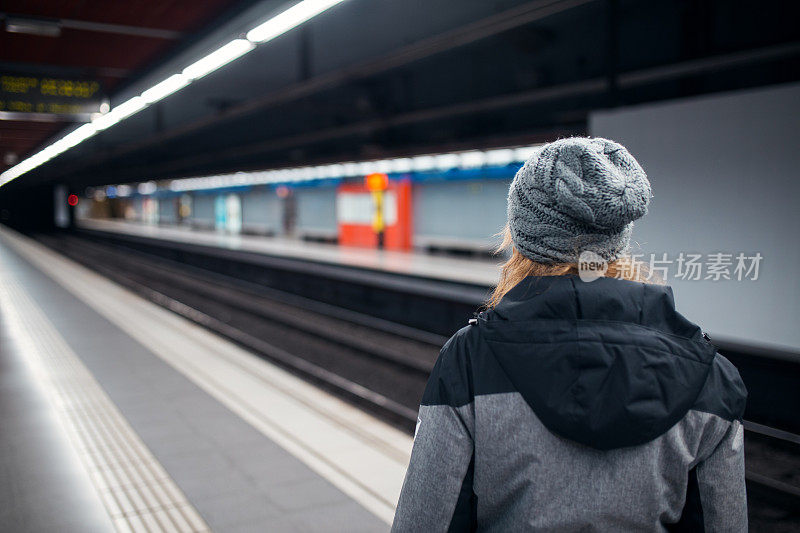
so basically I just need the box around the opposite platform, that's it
[77,218,501,287]
[0,225,412,532]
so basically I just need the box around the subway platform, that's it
[0,225,411,532]
[77,218,500,287]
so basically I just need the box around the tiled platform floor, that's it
[0,226,411,532]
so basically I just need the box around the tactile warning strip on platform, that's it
[0,277,210,533]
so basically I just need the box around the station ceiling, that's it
[1,0,798,193]
[0,0,253,176]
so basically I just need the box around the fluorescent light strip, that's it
[0,0,349,188]
[141,74,190,104]
[183,39,255,80]
[246,0,345,43]
[93,97,147,131]
[157,145,541,193]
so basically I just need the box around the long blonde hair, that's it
[486,225,662,309]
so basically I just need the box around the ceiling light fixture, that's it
[183,39,255,80]
[141,74,190,104]
[163,145,540,192]
[92,97,147,131]
[246,0,346,43]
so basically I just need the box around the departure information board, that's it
[0,73,105,120]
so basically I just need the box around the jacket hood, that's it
[480,274,717,450]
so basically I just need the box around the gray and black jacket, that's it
[392,274,748,532]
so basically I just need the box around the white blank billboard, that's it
[590,82,800,352]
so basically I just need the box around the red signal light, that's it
[67,194,79,206]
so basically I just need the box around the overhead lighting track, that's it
[0,0,348,188]
[182,39,255,81]
[246,0,345,43]
[104,145,542,196]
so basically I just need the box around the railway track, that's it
[35,232,800,531]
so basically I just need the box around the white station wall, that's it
[157,197,176,224]
[589,82,800,352]
[191,194,215,225]
[413,179,511,249]
[242,189,282,234]
[294,186,337,238]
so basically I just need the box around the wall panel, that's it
[590,82,800,351]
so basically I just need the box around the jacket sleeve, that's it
[392,328,476,533]
[695,419,748,532]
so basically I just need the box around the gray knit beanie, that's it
[507,137,652,263]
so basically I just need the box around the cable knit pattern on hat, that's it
[507,137,652,263]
